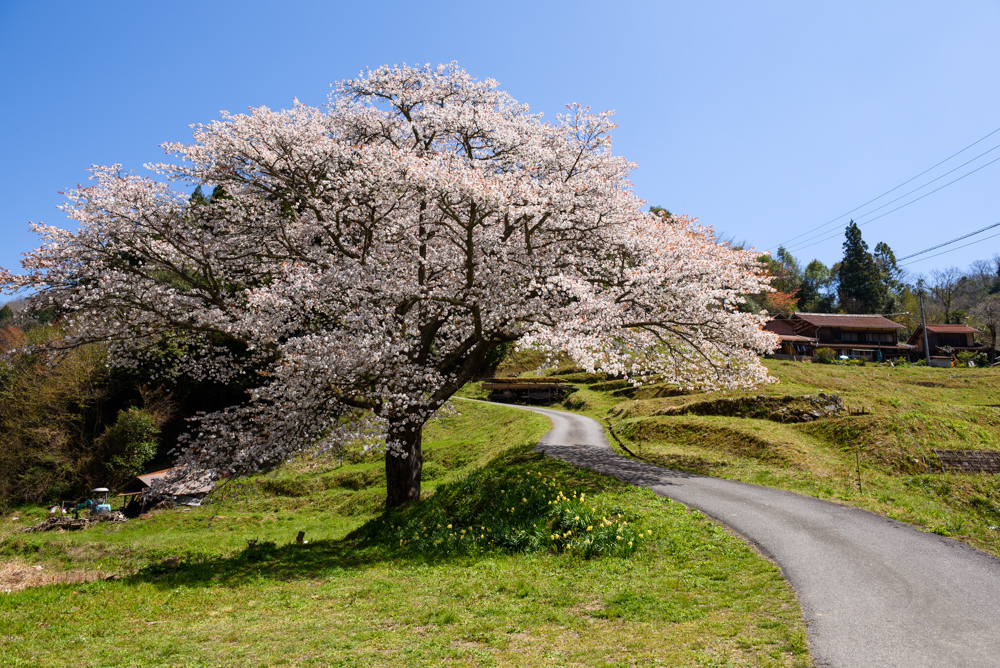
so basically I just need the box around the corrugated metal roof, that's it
[791,313,905,330]
[160,470,214,496]
[135,467,214,496]
[136,468,176,487]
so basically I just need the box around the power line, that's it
[784,153,1000,254]
[783,144,1000,253]
[899,230,1000,267]
[768,124,1000,251]
[896,221,1000,262]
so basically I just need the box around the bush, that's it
[814,347,836,364]
[101,408,160,488]
[956,351,990,367]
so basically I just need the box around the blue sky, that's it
[2,1,999,282]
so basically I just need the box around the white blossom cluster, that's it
[2,62,778,479]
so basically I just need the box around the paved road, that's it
[473,400,1000,667]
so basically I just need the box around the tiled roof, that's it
[790,313,905,330]
[922,324,981,334]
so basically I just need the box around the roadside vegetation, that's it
[0,320,252,508]
[495,353,1000,557]
[1,400,809,667]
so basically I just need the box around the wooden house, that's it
[766,313,915,361]
[907,324,985,358]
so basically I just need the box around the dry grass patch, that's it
[0,558,110,592]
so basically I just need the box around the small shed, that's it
[118,467,214,515]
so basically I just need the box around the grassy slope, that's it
[0,401,809,668]
[541,359,1000,556]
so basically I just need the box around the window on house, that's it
[937,334,970,347]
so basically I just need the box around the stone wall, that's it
[654,393,846,424]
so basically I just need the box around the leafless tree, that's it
[929,267,966,323]
[967,255,1000,294]
[972,294,1000,365]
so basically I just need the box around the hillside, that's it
[504,358,1000,557]
[0,400,809,667]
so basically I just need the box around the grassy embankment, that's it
[0,400,809,667]
[499,356,1000,557]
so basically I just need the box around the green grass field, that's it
[0,400,809,667]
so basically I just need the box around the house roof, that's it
[907,323,982,346]
[134,466,214,496]
[777,335,819,343]
[921,324,981,334]
[136,468,176,487]
[788,313,905,330]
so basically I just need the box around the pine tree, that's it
[189,185,208,206]
[837,221,882,313]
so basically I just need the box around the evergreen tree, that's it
[0,304,11,322]
[837,221,882,313]
[189,185,209,206]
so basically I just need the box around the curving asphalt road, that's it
[469,399,1000,668]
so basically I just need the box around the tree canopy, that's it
[2,63,777,505]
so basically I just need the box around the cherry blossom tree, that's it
[2,63,778,506]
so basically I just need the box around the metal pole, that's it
[856,450,863,493]
[919,289,931,366]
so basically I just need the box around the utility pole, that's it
[918,282,931,366]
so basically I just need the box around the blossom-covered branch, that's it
[2,62,777,506]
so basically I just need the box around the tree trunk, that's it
[385,422,423,507]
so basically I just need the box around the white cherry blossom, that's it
[2,63,777,506]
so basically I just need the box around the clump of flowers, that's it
[362,469,645,559]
